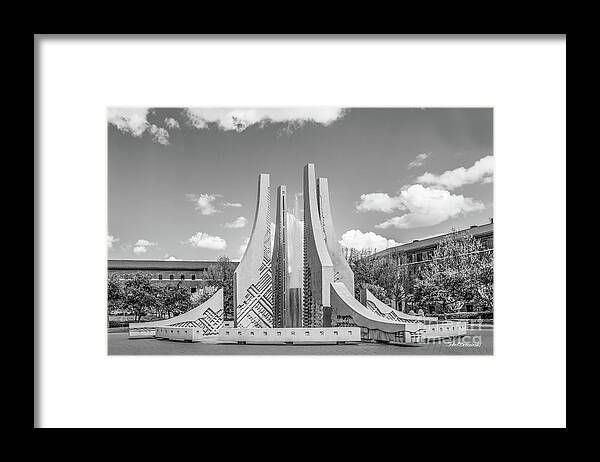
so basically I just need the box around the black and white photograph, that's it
[35,35,566,428]
[107,107,494,355]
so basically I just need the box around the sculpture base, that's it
[218,327,361,344]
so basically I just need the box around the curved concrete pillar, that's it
[234,173,274,328]
[331,283,467,342]
[317,177,354,296]
[303,164,334,327]
[330,283,422,334]
[359,287,438,323]
[128,288,224,338]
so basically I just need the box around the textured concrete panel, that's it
[272,185,287,328]
[128,289,224,338]
[302,164,334,327]
[234,174,273,328]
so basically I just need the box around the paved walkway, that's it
[108,329,493,355]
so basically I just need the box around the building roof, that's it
[370,222,493,259]
[107,259,238,271]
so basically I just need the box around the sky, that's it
[108,107,493,261]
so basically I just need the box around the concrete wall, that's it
[155,326,205,342]
[421,322,467,340]
[218,327,361,344]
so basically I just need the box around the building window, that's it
[170,274,174,280]
[180,274,185,280]
[158,274,163,280]
[191,274,196,280]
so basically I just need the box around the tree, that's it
[160,282,192,318]
[411,230,493,313]
[107,273,124,324]
[375,253,410,311]
[344,247,410,310]
[206,255,235,320]
[190,286,217,306]
[123,273,158,322]
[343,247,378,299]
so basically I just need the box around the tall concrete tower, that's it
[233,173,273,328]
[272,186,287,328]
[302,164,334,327]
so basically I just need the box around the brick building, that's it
[367,222,494,312]
[107,259,239,294]
[369,222,493,263]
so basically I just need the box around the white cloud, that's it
[135,239,156,246]
[224,216,248,229]
[164,254,182,261]
[375,184,484,229]
[339,229,399,252]
[417,155,494,190]
[408,152,431,169]
[133,238,157,254]
[107,108,149,137]
[224,202,242,208]
[108,108,174,145]
[184,108,346,132]
[107,235,119,249]
[186,193,221,215]
[148,124,170,145]
[184,232,227,250]
[356,193,406,213]
[164,117,180,129]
